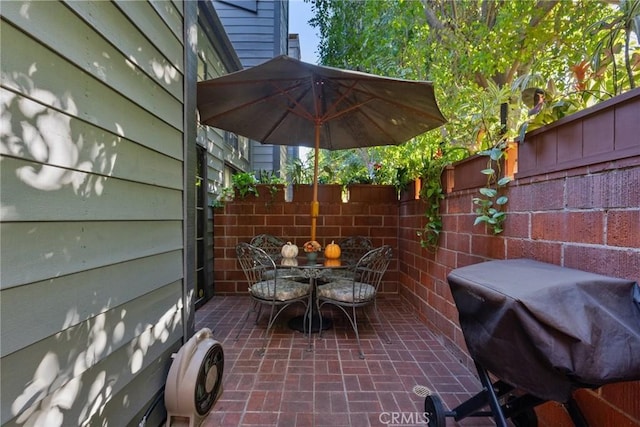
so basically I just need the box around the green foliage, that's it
[214,171,284,207]
[257,170,286,199]
[284,157,313,185]
[232,172,258,198]
[310,1,628,157]
[308,0,637,242]
[472,143,511,234]
[517,80,590,141]
[416,160,445,252]
[587,0,640,94]
[312,0,426,78]
[257,170,285,185]
[212,186,235,208]
[416,146,469,252]
[317,148,395,185]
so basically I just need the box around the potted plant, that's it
[232,172,259,198]
[211,186,235,208]
[302,240,322,262]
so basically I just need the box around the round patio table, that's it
[278,256,355,333]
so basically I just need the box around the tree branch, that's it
[530,0,560,27]
[420,0,446,36]
[481,0,497,27]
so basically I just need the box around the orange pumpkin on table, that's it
[324,241,341,259]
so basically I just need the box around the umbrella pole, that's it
[311,122,320,242]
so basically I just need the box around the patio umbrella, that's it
[197,55,446,241]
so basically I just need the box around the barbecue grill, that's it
[424,259,640,427]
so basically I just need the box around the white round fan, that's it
[165,328,224,427]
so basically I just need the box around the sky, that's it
[289,0,320,64]
[289,1,320,159]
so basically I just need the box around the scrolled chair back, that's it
[353,245,393,300]
[250,234,286,260]
[337,236,373,264]
[236,243,276,292]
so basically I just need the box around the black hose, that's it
[138,386,166,427]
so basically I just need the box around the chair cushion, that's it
[250,279,310,301]
[317,280,376,303]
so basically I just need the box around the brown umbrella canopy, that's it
[197,55,447,240]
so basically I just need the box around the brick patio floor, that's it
[195,295,496,427]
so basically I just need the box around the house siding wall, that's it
[0,1,195,425]
[212,0,284,67]
[196,4,248,198]
[212,0,290,175]
[196,1,246,301]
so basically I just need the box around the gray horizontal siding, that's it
[211,0,289,173]
[1,92,183,189]
[1,251,183,355]
[2,281,183,425]
[1,220,182,289]
[213,0,280,67]
[1,158,183,223]
[0,0,189,425]
[4,2,184,131]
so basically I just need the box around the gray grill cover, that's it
[447,259,640,402]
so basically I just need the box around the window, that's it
[195,146,210,307]
[224,131,238,150]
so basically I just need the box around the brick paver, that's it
[196,295,494,426]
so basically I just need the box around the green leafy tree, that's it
[309,0,622,178]
[588,0,640,94]
[305,0,638,239]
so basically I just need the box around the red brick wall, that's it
[398,89,640,426]
[212,184,399,295]
[398,158,640,426]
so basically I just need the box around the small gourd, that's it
[281,242,298,258]
[324,241,341,259]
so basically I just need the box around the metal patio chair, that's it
[250,234,287,260]
[235,242,312,355]
[316,245,393,359]
[250,234,305,281]
[320,236,373,282]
